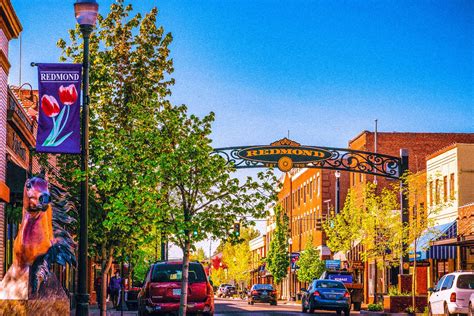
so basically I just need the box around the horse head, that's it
[23,174,50,213]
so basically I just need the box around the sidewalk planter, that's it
[387,295,427,313]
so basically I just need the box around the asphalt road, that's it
[214,297,361,316]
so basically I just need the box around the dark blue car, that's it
[301,279,350,315]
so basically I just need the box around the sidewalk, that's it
[70,302,138,316]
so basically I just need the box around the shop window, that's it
[449,173,455,200]
[317,177,320,196]
[443,176,447,202]
[435,179,440,204]
[429,181,433,207]
[310,181,313,199]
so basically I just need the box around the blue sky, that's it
[8,0,473,256]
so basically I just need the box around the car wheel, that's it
[428,304,433,316]
[444,303,451,316]
[270,301,277,306]
[250,301,254,305]
[469,302,473,316]
[336,310,342,315]
[344,308,350,316]
[248,300,250,305]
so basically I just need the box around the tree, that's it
[222,227,260,289]
[154,104,277,315]
[323,189,364,268]
[266,205,289,287]
[324,183,403,303]
[403,172,449,310]
[55,2,174,314]
[296,235,326,284]
[190,247,207,262]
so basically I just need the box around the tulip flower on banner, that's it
[42,84,78,147]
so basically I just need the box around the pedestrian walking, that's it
[94,274,103,310]
[109,271,122,309]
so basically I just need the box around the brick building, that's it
[0,0,21,279]
[348,131,474,302]
[275,167,349,300]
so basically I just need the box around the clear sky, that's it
[8,0,473,257]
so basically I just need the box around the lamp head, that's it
[335,170,341,178]
[74,0,99,26]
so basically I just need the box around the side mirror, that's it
[300,288,307,292]
[428,287,435,293]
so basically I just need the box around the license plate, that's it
[173,289,181,296]
[327,294,336,299]
[155,306,161,310]
[262,291,267,295]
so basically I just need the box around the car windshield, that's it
[151,263,207,283]
[316,281,345,289]
[457,274,474,289]
[253,284,274,290]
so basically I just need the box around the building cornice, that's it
[0,0,22,40]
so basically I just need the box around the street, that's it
[215,297,361,315]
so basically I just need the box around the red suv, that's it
[138,261,214,315]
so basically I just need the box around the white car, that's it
[428,271,474,315]
[216,283,232,298]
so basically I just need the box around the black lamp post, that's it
[335,170,341,214]
[74,1,98,315]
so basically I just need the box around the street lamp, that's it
[288,237,293,301]
[74,1,98,315]
[335,171,341,214]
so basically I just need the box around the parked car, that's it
[223,285,237,298]
[428,271,474,315]
[320,270,363,311]
[216,283,232,298]
[301,279,350,315]
[137,261,214,316]
[248,284,277,305]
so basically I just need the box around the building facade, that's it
[276,167,349,300]
[0,0,21,280]
[348,131,474,302]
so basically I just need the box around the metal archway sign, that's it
[213,137,403,179]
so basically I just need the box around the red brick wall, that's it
[349,131,474,192]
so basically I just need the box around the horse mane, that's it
[49,185,77,267]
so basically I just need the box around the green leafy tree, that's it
[55,2,174,314]
[222,227,260,289]
[403,172,449,310]
[266,205,289,287]
[155,104,277,315]
[190,247,207,262]
[323,189,364,268]
[296,235,326,283]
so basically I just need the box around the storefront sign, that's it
[237,138,332,172]
[291,252,300,270]
[36,63,82,154]
[351,261,364,270]
[325,259,341,270]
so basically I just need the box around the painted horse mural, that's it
[0,173,76,303]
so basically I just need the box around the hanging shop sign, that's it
[236,138,332,172]
[36,63,82,154]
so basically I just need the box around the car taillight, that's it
[313,291,321,297]
[271,290,277,295]
[450,292,456,302]
[206,282,213,296]
[344,291,350,298]
[251,290,258,295]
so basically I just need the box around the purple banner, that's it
[36,63,82,154]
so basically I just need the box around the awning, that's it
[317,245,331,258]
[333,251,347,261]
[409,221,457,261]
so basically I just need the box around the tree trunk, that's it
[179,239,191,316]
[413,240,417,310]
[373,258,378,304]
[101,249,114,316]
